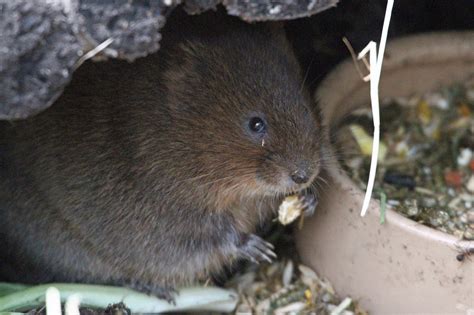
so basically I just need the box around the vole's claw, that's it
[159,288,178,305]
[238,234,276,264]
[104,302,131,315]
[299,193,318,217]
[126,281,178,305]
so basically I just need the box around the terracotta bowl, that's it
[296,31,474,314]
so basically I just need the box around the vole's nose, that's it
[290,169,309,184]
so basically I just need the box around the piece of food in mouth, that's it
[278,195,304,225]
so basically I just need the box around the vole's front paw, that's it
[104,302,131,315]
[299,193,318,217]
[238,234,276,264]
[127,281,178,305]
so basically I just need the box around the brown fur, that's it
[0,10,326,295]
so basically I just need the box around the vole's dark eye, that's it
[248,117,266,134]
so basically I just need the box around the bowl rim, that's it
[317,30,474,249]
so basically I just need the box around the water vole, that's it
[0,10,326,300]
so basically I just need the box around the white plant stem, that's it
[357,0,394,217]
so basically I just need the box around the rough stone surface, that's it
[0,1,82,119]
[225,0,338,21]
[0,0,338,120]
[184,0,220,15]
[76,0,170,60]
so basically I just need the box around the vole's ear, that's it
[260,21,292,48]
[264,21,285,32]
[261,21,286,38]
[257,21,299,70]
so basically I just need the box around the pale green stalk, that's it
[0,283,238,313]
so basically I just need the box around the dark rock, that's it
[76,0,170,61]
[0,0,337,120]
[225,0,337,21]
[0,1,81,119]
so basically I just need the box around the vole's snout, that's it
[290,169,310,184]
[283,159,319,190]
